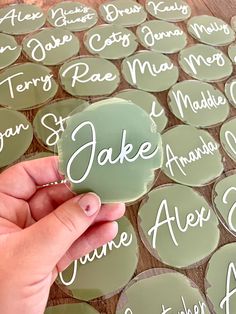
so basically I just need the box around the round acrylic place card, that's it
[22,28,80,66]
[220,117,236,163]
[213,171,236,236]
[99,0,147,27]
[0,63,58,110]
[136,20,187,54]
[161,125,224,187]
[33,98,88,153]
[225,76,236,108]
[116,268,210,314]
[57,98,162,203]
[138,184,220,268]
[121,50,179,92]
[145,0,191,22]
[47,2,98,32]
[228,43,236,64]
[0,4,46,35]
[187,15,235,46]
[168,80,230,128]
[179,44,233,82]
[115,89,168,133]
[57,217,139,301]
[45,303,100,314]
[59,56,120,97]
[0,109,33,168]
[205,243,236,314]
[84,24,138,60]
[0,34,21,70]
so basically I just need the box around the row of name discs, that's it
[49,241,236,314]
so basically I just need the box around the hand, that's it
[0,157,125,314]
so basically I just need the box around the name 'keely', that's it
[65,121,159,184]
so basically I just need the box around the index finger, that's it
[0,156,63,200]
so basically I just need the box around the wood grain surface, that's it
[1,0,236,313]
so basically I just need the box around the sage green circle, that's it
[225,75,236,108]
[179,44,233,82]
[59,57,120,97]
[33,98,88,153]
[220,117,236,162]
[115,89,167,133]
[45,303,99,314]
[205,243,236,314]
[228,43,236,64]
[57,217,139,301]
[84,24,138,60]
[213,171,236,236]
[187,15,235,46]
[0,4,46,35]
[99,0,147,27]
[136,20,187,54]
[168,80,230,128]
[22,28,80,66]
[47,2,98,32]
[0,63,58,110]
[57,98,162,203]
[161,125,224,186]
[121,50,179,92]
[0,34,21,70]
[138,184,220,268]
[231,16,236,32]
[0,109,33,168]
[145,0,191,22]
[116,269,210,314]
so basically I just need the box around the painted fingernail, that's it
[78,193,101,216]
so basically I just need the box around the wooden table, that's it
[1,0,236,313]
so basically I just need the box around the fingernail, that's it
[78,193,101,216]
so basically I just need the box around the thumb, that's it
[21,192,101,272]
